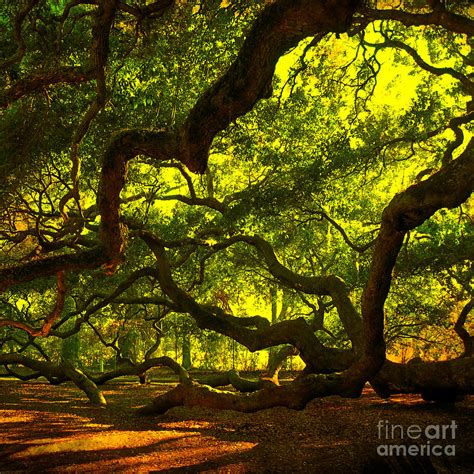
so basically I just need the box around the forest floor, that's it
[0,376,473,473]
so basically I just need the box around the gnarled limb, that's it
[180,0,361,172]
[1,1,176,107]
[90,356,190,385]
[240,235,363,348]
[1,68,93,108]
[0,247,106,291]
[0,271,66,337]
[197,369,273,392]
[198,234,363,349]
[141,233,354,373]
[343,138,474,395]
[59,0,119,220]
[97,131,177,270]
[61,362,106,406]
[0,353,105,405]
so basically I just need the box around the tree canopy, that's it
[0,0,473,412]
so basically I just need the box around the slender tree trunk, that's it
[182,334,192,370]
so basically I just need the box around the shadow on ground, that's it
[0,380,473,473]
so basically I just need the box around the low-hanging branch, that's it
[0,353,190,406]
[52,267,174,339]
[189,233,363,348]
[90,356,190,385]
[454,297,474,357]
[0,353,106,406]
[0,265,170,341]
[137,374,342,415]
[196,369,275,392]
[371,358,474,401]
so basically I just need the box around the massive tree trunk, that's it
[371,358,474,402]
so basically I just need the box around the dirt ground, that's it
[0,378,473,473]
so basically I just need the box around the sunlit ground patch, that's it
[159,421,216,430]
[8,429,257,472]
[44,438,257,472]
[10,430,199,458]
[0,410,35,423]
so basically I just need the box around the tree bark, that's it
[61,362,107,407]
